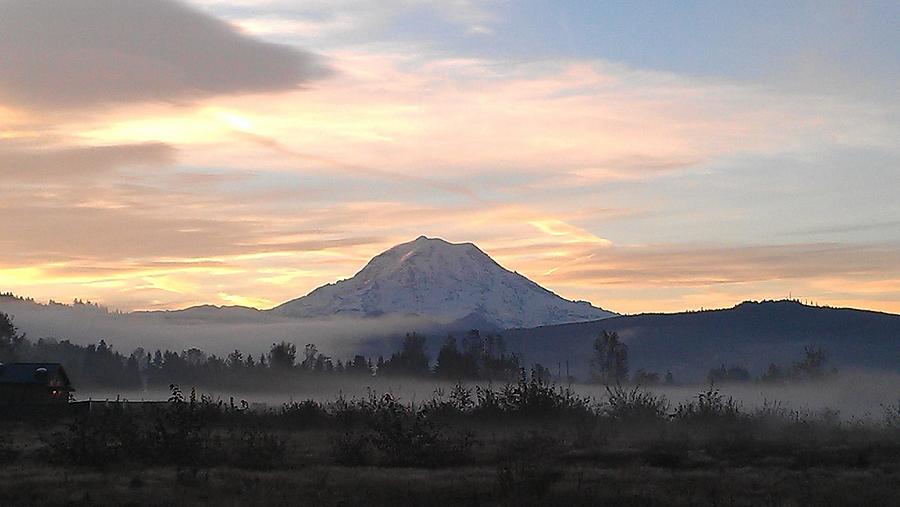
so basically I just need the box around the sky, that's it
[1,0,898,315]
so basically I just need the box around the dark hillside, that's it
[504,300,900,382]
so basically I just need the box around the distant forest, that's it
[0,311,833,392]
[0,311,521,390]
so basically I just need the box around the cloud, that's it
[0,6,896,320]
[532,242,900,288]
[232,130,479,199]
[0,141,176,183]
[0,0,329,111]
[89,53,896,190]
[189,0,502,40]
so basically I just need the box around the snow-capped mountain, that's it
[274,236,616,328]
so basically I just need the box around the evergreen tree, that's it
[434,335,466,379]
[301,343,319,370]
[226,349,244,370]
[123,353,143,389]
[380,333,430,377]
[269,341,297,370]
[0,312,20,362]
[347,355,373,376]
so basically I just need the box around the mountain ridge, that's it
[503,299,900,381]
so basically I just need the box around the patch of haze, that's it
[0,299,432,359]
[611,370,900,421]
[78,371,900,422]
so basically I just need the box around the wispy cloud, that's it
[0,0,328,111]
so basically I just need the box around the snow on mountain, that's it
[274,236,616,328]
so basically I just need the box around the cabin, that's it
[0,363,73,405]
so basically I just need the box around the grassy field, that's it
[2,377,899,506]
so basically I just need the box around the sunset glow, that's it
[1,0,898,315]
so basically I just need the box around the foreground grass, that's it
[2,459,898,507]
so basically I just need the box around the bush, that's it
[45,388,284,469]
[423,383,475,417]
[603,385,670,425]
[281,399,328,428]
[326,392,476,467]
[673,385,742,424]
[46,407,144,467]
[473,369,593,419]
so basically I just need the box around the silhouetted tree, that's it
[300,343,319,370]
[433,332,519,380]
[123,353,143,389]
[346,355,372,376]
[532,363,552,383]
[226,349,244,370]
[313,353,333,373]
[380,333,430,377]
[589,330,628,384]
[480,334,519,381]
[792,346,833,380]
[0,312,20,362]
[269,341,297,370]
[434,336,466,379]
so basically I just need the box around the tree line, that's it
[587,329,835,385]
[1,312,521,389]
[2,311,834,390]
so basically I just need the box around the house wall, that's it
[0,384,69,405]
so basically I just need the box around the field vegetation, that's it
[2,373,899,506]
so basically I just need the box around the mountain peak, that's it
[408,235,473,249]
[275,237,615,328]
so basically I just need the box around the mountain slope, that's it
[503,300,900,381]
[274,236,615,328]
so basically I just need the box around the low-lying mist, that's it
[0,298,430,359]
[78,370,900,422]
[5,297,898,421]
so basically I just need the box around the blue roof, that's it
[0,363,71,386]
